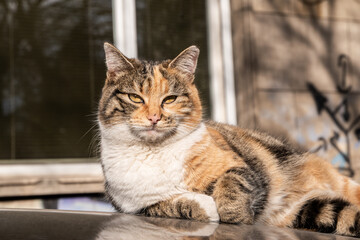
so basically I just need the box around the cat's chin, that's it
[133,128,175,144]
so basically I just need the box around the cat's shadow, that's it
[95,214,344,240]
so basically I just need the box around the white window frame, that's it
[0,0,236,198]
[0,163,104,197]
[112,0,138,58]
[207,0,237,125]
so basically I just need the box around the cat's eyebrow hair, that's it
[114,89,126,95]
[112,86,139,96]
[165,90,189,97]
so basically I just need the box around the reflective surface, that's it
[0,209,357,240]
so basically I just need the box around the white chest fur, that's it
[100,123,206,213]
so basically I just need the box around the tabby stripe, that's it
[114,90,137,110]
[234,179,252,194]
[138,79,144,93]
[147,76,152,90]
[247,132,304,165]
[101,91,118,116]
[265,144,294,163]
[329,199,350,232]
[102,89,121,110]
[177,201,193,219]
[149,64,154,75]
[217,131,270,216]
[251,137,296,164]
[204,180,216,195]
[225,167,257,188]
[103,89,139,119]
[115,97,127,110]
[225,168,254,194]
[295,199,326,230]
[107,99,126,117]
[350,212,360,234]
[293,198,350,233]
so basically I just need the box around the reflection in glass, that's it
[96,213,351,240]
[0,1,11,159]
[0,0,113,160]
[96,214,218,240]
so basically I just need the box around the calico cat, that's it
[98,42,360,237]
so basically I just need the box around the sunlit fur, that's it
[99,43,360,238]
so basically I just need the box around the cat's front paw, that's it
[181,193,220,222]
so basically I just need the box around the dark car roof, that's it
[0,209,357,240]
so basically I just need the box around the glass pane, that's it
[136,0,211,117]
[0,1,11,159]
[0,0,113,160]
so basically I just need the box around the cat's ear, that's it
[104,42,134,73]
[169,46,199,77]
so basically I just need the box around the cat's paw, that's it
[181,193,220,222]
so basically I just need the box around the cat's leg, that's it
[290,193,360,237]
[210,167,269,224]
[142,192,219,222]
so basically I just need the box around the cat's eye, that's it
[128,94,144,103]
[162,95,177,104]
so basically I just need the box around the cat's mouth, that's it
[138,126,170,136]
[130,125,176,143]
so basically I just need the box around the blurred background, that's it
[0,0,359,211]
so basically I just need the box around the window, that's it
[0,0,113,161]
[0,0,235,198]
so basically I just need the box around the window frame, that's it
[207,0,237,125]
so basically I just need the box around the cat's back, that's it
[204,120,305,168]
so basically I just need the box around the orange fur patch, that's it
[183,128,242,192]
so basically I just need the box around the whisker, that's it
[78,123,98,144]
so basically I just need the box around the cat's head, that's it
[98,43,202,145]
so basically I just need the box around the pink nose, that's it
[147,114,161,124]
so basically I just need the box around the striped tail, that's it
[292,196,360,237]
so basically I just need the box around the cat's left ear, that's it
[169,46,199,78]
[104,42,134,73]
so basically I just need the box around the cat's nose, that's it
[147,114,161,124]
